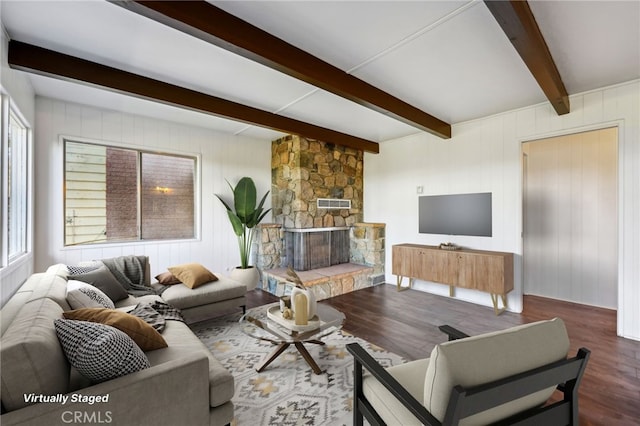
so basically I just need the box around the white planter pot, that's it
[230,266,259,291]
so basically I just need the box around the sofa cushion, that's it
[1,298,70,411]
[67,280,115,309]
[63,308,167,351]
[145,320,234,407]
[19,272,71,311]
[114,293,163,309]
[167,263,217,289]
[69,264,129,302]
[54,319,150,383]
[1,273,69,329]
[1,291,32,336]
[46,263,70,278]
[362,358,430,426]
[423,318,570,425]
[160,276,246,310]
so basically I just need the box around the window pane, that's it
[65,141,110,245]
[64,139,196,245]
[140,153,195,240]
[106,147,138,241]
[7,110,28,260]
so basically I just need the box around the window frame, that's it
[62,136,201,248]
[1,93,32,268]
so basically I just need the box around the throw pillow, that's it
[167,263,218,289]
[66,280,115,309]
[63,308,167,351]
[67,263,101,275]
[54,319,150,383]
[69,264,129,302]
[155,271,182,285]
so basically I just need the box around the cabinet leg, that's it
[396,276,413,292]
[490,293,508,315]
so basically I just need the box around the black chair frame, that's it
[347,325,590,426]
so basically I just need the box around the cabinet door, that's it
[411,248,437,282]
[430,250,457,284]
[393,246,449,283]
[481,255,508,293]
[405,247,437,281]
[458,253,506,292]
[407,248,457,285]
[456,253,474,289]
[392,245,410,276]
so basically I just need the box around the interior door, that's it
[522,127,618,308]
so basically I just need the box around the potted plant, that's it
[215,177,271,290]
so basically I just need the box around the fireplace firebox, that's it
[285,227,350,271]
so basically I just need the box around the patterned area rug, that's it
[191,308,405,426]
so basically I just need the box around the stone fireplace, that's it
[254,135,384,300]
[271,134,363,271]
[256,222,386,300]
[271,135,363,229]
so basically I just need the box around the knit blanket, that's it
[129,301,184,333]
[102,255,167,297]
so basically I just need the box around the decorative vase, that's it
[290,286,317,320]
[293,293,308,325]
[230,266,260,291]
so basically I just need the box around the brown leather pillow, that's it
[155,271,182,285]
[167,263,218,289]
[63,308,167,351]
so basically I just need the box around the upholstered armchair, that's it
[347,318,589,425]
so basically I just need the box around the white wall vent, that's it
[317,198,351,210]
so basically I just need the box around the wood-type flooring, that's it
[244,284,640,425]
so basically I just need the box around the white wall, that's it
[0,26,36,306]
[364,80,640,341]
[0,28,35,124]
[33,97,272,282]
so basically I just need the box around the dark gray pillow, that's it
[69,265,128,302]
[54,319,150,383]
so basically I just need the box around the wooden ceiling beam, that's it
[8,40,379,153]
[110,0,451,139]
[484,0,570,115]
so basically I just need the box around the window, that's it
[64,139,197,246]
[4,106,30,262]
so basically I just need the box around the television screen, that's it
[419,192,492,237]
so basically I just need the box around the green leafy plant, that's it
[215,177,271,269]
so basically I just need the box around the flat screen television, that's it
[418,192,492,237]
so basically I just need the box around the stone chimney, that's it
[271,135,363,229]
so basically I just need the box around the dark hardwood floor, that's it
[245,284,640,426]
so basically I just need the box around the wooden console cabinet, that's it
[392,244,514,315]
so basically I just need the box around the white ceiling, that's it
[2,0,639,143]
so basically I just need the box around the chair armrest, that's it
[346,343,440,426]
[438,325,470,341]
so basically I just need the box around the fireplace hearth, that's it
[255,222,386,300]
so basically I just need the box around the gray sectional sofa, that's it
[0,260,247,426]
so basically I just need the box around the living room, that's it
[1,1,639,425]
